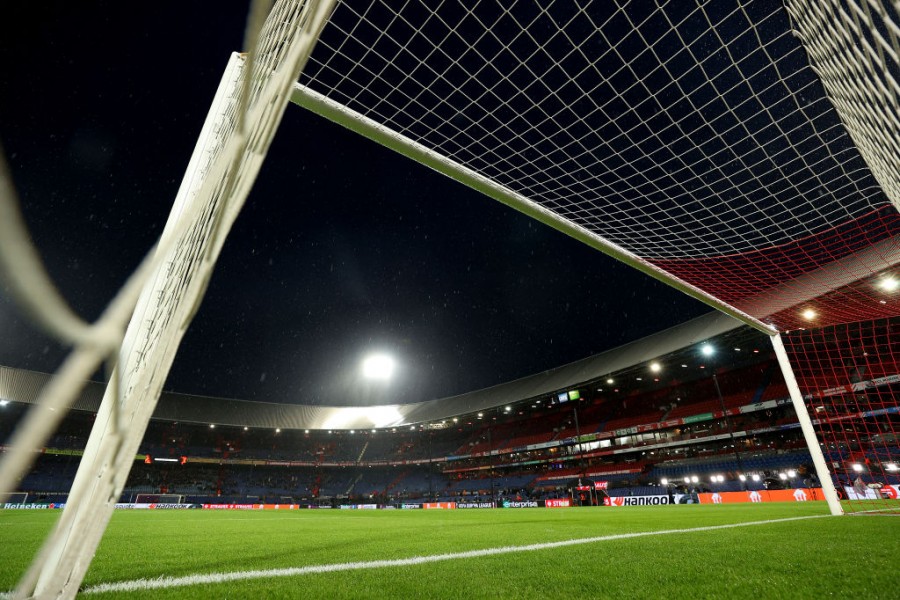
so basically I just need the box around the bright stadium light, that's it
[852,463,864,472]
[801,308,816,321]
[738,474,747,482]
[779,472,788,480]
[886,463,899,472]
[879,276,899,291]
[691,476,699,483]
[649,362,661,373]
[606,378,614,384]
[701,343,714,357]
[661,478,669,486]
[0,399,9,407]
[787,469,797,478]
[683,477,690,483]
[362,353,395,380]
[751,474,760,482]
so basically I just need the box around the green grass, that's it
[1,503,898,598]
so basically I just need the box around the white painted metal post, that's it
[771,333,843,515]
[291,85,776,336]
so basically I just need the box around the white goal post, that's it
[288,81,843,518]
[0,1,338,597]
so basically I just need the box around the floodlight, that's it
[0,399,9,407]
[787,469,796,478]
[852,463,864,472]
[362,353,395,380]
[209,424,215,429]
[606,378,614,384]
[778,473,788,480]
[738,474,747,482]
[661,478,669,485]
[691,476,699,483]
[751,474,760,482]
[886,463,899,472]
[650,362,661,373]
[684,477,690,483]
[701,343,714,356]
[801,308,816,320]
[879,276,899,291]
[275,428,281,433]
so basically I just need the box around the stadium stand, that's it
[2,322,897,504]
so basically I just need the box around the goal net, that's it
[291,0,900,516]
[1,0,899,596]
[3,492,28,506]
[134,493,186,505]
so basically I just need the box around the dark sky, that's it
[0,2,708,405]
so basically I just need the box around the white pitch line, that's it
[64,514,831,596]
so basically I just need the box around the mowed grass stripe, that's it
[3,503,899,598]
[80,514,831,595]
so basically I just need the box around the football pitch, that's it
[1,503,898,599]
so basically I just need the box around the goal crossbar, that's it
[291,83,775,335]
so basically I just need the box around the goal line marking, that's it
[55,514,832,595]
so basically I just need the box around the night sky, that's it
[0,2,708,406]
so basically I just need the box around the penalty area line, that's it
[35,514,834,596]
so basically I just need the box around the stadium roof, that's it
[0,310,749,430]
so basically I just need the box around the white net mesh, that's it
[786,0,900,211]
[299,1,893,262]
